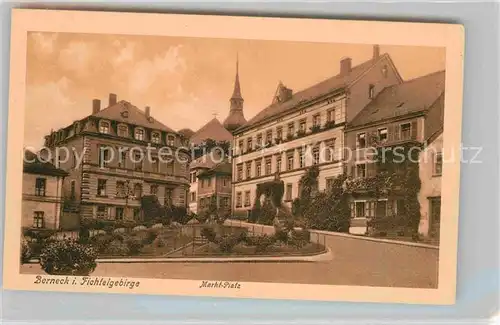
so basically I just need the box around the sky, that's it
[24,32,446,149]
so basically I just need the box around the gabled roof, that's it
[23,150,68,177]
[197,161,232,178]
[349,70,445,127]
[236,54,397,133]
[93,100,176,133]
[190,118,233,146]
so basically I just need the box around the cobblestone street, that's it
[21,235,439,288]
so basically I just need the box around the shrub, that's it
[257,198,276,226]
[290,229,311,248]
[201,227,217,243]
[154,237,166,248]
[255,235,276,253]
[111,233,124,242]
[89,234,114,254]
[103,225,115,234]
[39,240,97,275]
[78,226,90,244]
[20,240,32,264]
[126,238,143,255]
[217,235,240,254]
[104,240,129,256]
[273,229,289,244]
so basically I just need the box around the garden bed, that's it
[192,241,325,257]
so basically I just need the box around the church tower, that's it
[223,55,247,132]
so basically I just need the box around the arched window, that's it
[117,124,129,137]
[99,120,110,134]
[151,131,161,144]
[167,135,175,146]
[135,128,145,141]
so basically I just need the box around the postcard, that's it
[3,9,464,304]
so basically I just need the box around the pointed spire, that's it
[231,53,242,100]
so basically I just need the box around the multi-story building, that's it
[231,45,403,217]
[188,151,221,214]
[43,93,190,228]
[196,161,232,216]
[22,150,68,230]
[344,70,445,234]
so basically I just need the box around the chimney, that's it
[340,57,352,75]
[109,93,117,106]
[373,44,380,60]
[92,99,101,114]
[145,106,151,118]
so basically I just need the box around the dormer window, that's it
[167,135,175,146]
[135,128,145,141]
[368,84,375,99]
[99,120,110,134]
[117,124,129,137]
[151,132,161,144]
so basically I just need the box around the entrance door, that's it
[429,197,441,238]
[376,201,387,218]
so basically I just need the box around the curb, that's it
[94,246,333,264]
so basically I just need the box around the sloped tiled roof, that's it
[197,160,232,178]
[237,54,393,132]
[189,150,223,170]
[93,100,176,133]
[23,150,68,176]
[349,70,445,127]
[190,118,233,145]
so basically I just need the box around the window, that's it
[265,158,272,175]
[238,140,244,153]
[356,163,366,178]
[265,130,273,144]
[97,179,107,196]
[245,162,252,179]
[236,192,242,208]
[312,147,320,165]
[288,122,295,137]
[382,65,388,78]
[400,123,411,140]
[164,189,173,206]
[313,114,321,127]
[119,151,127,168]
[166,162,174,175]
[118,125,128,137]
[275,155,282,173]
[151,157,159,173]
[222,197,230,208]
[134,152,143,171]
[366,201,375,218]
[191,191,196,202]
[151,132,161,144]
[247,138,253,151]
[35,178,46,196]
[324,138,336,162]
[244,191,251,207]
[97,205,107,218]
[287,154,294,170]
[356,133,366,148]
[378,128,388,142]
[133,183,142,199]
[99,121,110,134]
[276,127,283,140]
[190,172,197,183]
[116,207,124,220]
[256,133,263,147]
[299,119,306,132]
[70,180,76,199]
[207,177,212,187]
[298,149,305,168]
[134,128,145,141]
[355,202,365,218]
[33,211,44,228]
[167,135,175,146]
[116,181,126,198]
[285,183,293,201]
[256,160,262,177]
[325,178,334,190]
[133,208,141,221]
[150,184,158,195]
[368,84,375,99]
[237,164,243,181]
[99,146,111,167]
[327,109,335,123]
[434,152,443,176]
[223,177,229,187]
[201,179,205,188]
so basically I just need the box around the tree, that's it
[140,195,165,222]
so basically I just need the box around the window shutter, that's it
[387,125,394,142]
[394,124,401,141]
[350,202,355,218]
[411,120,418,140]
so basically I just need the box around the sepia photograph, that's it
[3,9,464,304]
